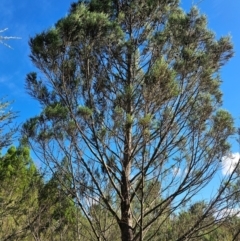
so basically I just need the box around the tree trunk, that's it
[120,171,133,241]
[120,125,133,241]
[120,72,133,241]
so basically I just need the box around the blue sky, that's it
[0,0,73,122]
[0,0,240,165]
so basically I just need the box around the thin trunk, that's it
[120,113,133,241]
[120,170,133,241]
[120,43,133,241]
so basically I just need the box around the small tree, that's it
[0,145,84,241]
[0,146,39,241]
[23,1,240,240]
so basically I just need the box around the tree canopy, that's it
[20,0,240,240]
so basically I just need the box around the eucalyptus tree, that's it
[23,1,239,240]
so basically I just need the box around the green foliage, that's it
[139,114,152,127]
[44,103,68,120]
[22,0,239,241]
[78,106,93,117]
[0,145,90,240]
[22,117,38,139]
[0,100,16,149]
[0,146,39,240]
[0,146,35,183]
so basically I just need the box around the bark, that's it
[120,110,133,241]
[120,170,133,241]
[120,46,134,240]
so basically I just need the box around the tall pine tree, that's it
[23,1,240,240]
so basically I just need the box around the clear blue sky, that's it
[0,0,239,150]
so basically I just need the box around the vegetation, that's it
[0,0,240,240]
[0,100,16,150]
[21,0,240,240]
